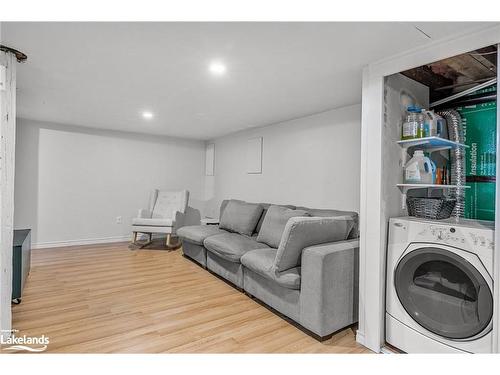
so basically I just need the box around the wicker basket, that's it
[406,197,456,220]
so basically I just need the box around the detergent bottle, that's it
[401,106,421,140]
[422,110,442,138]
[404,150,436,184]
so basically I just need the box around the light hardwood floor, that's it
[8,241,371,353]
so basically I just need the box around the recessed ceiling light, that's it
[141,111,154,120]
[209,61,227,76]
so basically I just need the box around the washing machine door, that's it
[394,246,493,340]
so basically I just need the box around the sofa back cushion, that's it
[220,200,296,235]
[255,203,296,235]
[220,199,242,220]
[296,206,359,239]
[219,200,264,236]
[254,203,271,234]
[274,216,355,271]
[256,205,310,248]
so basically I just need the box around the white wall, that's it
[204,104,361,218]
[14,119,205,248]
[14,105,361,248]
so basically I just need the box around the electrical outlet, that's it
[116,216,122,224]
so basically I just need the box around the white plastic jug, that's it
[404,150,435,184]
[422,110,445,138]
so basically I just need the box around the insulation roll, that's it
[437,110,466,218]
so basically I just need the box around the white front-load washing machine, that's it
[386,216,495,353]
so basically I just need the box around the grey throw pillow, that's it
[256,205,310,248]
[219,200,264,236]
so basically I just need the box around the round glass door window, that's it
[395,247,493,340]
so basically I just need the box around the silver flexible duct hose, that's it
[437,110,465,218]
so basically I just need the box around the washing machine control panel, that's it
[426,225,494,250]
[468,232,494,250]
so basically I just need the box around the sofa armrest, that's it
[299,239,359,337]
[138,209,152,218]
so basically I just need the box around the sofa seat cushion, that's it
[241,248,301,290]
[177,225,226,245]
[256,205,310,248]
[132,217,173,227]
[219,200,264,236]
[203,233,269,263]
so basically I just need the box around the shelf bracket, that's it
[401,188,408,210]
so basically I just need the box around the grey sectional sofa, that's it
[177,199,359,340]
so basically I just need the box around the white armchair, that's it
[131,189,189,248]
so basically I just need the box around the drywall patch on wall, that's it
[246,137,263,174]
[205,143,215,176]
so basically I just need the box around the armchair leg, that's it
[132,232,153,249]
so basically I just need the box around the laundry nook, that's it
[359,31,500,354]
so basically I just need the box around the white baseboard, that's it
[32,235,131,249]
[356,330,366,346]
[356,330,385,353]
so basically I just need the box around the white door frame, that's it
[357,24,500,353]
[0,48,17,340]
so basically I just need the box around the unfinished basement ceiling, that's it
[2,22,499,139]
[401,44,498,104]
